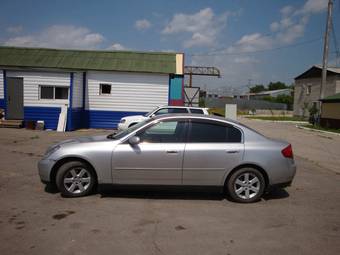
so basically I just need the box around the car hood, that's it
[53,135,111,148]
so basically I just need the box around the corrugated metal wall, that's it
[5,71,71,129]
[0,70,3,99]
[86,71,169,112]
[72,72,83,108]
[6,71,70,107]
[0,70,4,108]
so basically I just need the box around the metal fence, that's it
[205,97,287,110]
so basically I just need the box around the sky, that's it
[0,0,339,94]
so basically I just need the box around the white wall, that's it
[86,71,169,112]
[6,71,70,107]
[72,72,83,108]
[0,70,3,99]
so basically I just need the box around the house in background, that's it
[0,46,184,130]
[293,65,340,117]
[320,92,340,128]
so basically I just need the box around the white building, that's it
[0,46,184,130]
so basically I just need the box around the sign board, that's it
[184,86,200,107]
[225,104,237,120]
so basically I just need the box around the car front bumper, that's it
[38,158,56,183]
[117,122,127,131]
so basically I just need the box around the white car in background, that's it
[118,106,209,131]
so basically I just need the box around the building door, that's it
[6,77,24,120]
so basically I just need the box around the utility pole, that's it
[320,0,333,100]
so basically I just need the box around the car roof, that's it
[151,113,240,126]
[159,105,207,109]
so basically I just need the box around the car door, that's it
[182,120,244,186]
[112,119,187,185]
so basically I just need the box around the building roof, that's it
[0,46,183,75]
[320,92,340,102]
[255,88,292,95]
[295,65,340,80]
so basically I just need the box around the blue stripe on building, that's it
[87,110,146,129]
[24,107,61,130]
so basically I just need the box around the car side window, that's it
[188,121,242,143]
[154,108,169,115]
[170,108,188,113]
[190,109,204,114]
[137,120,186,143]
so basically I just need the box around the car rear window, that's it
[188,121,242,143]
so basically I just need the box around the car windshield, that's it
[144,107,159,117]
[107,118,152,140]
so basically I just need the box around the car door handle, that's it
[226,150,239,154]
[166,150,179,154]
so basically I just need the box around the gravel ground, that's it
[0,125,339,255]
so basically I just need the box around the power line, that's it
[189,37,322,57]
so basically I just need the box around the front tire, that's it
[227,168,265,203]
[56,161,96,197]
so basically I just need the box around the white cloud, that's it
[229,0,326,55]
[226,33,273,54]
[299,0,328,14]
[135,19,152,30]
[233,56,259,64]
[162,8,228,48]
[270,22,280,32]
[4,25,104,49]
[188,0,329,90]
[6,25,23,34]
[107,43,127,51]
[280,5,294,16]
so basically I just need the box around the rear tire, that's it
[227,168,265,203]
[56,161,96,197]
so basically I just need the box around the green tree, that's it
[262,94,293,110]
[249,84,266,93]
[267,81,288,91]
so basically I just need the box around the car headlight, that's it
[120,119,126,124]
[44,145,61,158]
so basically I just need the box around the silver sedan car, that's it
[38,114,296,203]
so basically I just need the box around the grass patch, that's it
[208,108,225,116]
[301,124,340,134]
[208,108,249,117]
[246,116,306,121]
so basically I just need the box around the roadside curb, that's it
[244,118,308,124]
[296,125,340,136]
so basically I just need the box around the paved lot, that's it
[0,125,339,255]
[239,117,340,173]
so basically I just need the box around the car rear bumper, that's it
[38,158,55,183]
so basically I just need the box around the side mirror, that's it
[128,136,140,145]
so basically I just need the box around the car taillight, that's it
[281,144,293,158]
